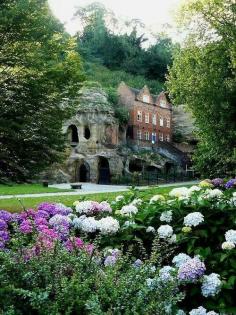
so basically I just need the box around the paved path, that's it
[0,181,198,200]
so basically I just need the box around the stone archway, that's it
[79,162,90,182]
[98,157,110,184]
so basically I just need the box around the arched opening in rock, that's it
[68,125,79,145]
[79,162,90,182]
[129,159,143,173]
[84,126,91,139]
[98,157,110,184]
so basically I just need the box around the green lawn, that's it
[0,184,71,196]
[0,185,191,213]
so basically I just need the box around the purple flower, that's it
[35,210,50,219]
[211,178,224,188]
[0,219,7,230]
[19,219,33,234]
[225,179,236,189]
[0,230,10,243]
[0,210,12,222]
[178,257,206,282]
[104,255,117,266]
[38,202,72,216]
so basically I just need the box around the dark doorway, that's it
[84,126,91,139]
[164,162,174,174]
[79,163,90,182]
[98,157,110,184]
[68,125,79,144]
[129,159,143,173]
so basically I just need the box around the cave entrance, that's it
[79,162,90,182]
[98,157,110,184]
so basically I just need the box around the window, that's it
[137,130,142,140]
[160,100,167,108]
[152,132,157,144]
[143,95,150,103]
[159,133,164,141]
[167,118,170,128]
[165,134,170,142]
[160,117,164,127]
[144,131,149,141]
[145,113,149,123]
[152,114,157,125]
[137,111,142,122]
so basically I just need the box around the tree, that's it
[75,2,173,84]
[167,0,236,177]
[0,0,84,182]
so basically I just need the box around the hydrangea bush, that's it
[0,177,236,313]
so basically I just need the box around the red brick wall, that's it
[118,83,173,146]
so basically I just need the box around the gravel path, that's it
[0,181,198,200]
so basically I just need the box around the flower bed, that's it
[0,178,236,314]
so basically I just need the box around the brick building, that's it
[118,82,172,147]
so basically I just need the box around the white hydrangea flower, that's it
[120,204,138,216]
[97,217,120,235]
[80,217,98,233]
[188,185,201,196]
[225,230,236,244]
[176,310,186,315]
[115,195,124,202]
[149,194,165,204]
[160,210,172,223]
[222,241,235,250]
[73,215,87,228]
[157,225,173,239]
[146,226,155,233]
[189,306,207,315]
[207,312,219,315]
[130,198,143,206]
[168,234,177,244]
[169,187,189,198]
[172,253,191,268]
[75,201,94,214]
[99,201,112,213]
[204,189,223,199]
[146,278,154,287]
[184,212,204,227]
[201,273,221,297]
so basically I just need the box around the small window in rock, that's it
[84,126,91,139]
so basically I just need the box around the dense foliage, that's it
[75,2,175,93]
[1,180,236,313]
[0,0,84,182]
[167,0,236,177]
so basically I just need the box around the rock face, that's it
[63,83,124,183]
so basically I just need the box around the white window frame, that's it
[159,133,164,141]
[166,118,170,128]
[144,131,149,141]
[145,113,149,124]
[143,95,150,103]
[152,114,156,125]
[137,111,142,122]
[152,132,157,144]
[137,130,142,140]
[160,117,164,127]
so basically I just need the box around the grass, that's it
[0,184,71,196]
[0,185,192,213]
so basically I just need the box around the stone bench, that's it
[70,184,82,190]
